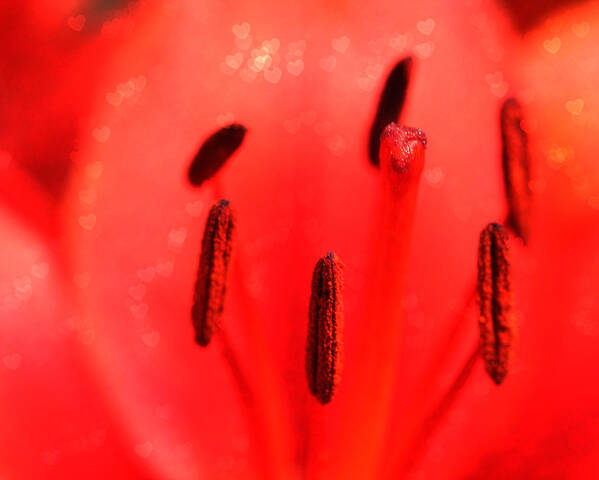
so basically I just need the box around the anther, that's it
[500,98,531,243]
[188,124,247,187]
[192,199,235,346]
[369,57,413,167]
[477,223,514,384]
[305,252,344,405]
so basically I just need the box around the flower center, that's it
[183,59,532,477]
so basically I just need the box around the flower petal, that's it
[0,206,149,478]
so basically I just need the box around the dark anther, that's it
[477,223,514,385]
[500,98,532,244]
[188,124,247,187]
[305,252,344,405]
[192,199,235,346]
[368,57,413,167]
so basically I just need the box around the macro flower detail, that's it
[6,0,599,478]
[368,57,412,167]
[477,222,514,385]
[379,122,427,174]
[188,124,247,187]
[500,98,532,243]
[192,199,236,346]
[305,252,344,405]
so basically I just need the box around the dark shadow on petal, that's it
[498,0,589,32]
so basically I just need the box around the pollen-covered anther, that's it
[188,124,247,187]
[192,199,235,347]
[500,98,532,243]
[305,252,344,405]
[477,223,514,385]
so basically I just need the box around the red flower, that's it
[3,0,599,478]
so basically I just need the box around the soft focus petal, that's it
[0,207,150,478]
[61,0,521,477]
[0,1,147,234]
[1,0,592,478]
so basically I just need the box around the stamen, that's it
[305,252,344,405]
[188,124,247,187]
[477,222,514,384]
[401,344,480,474]
[500,98,531,243]
[368,57,413,167]
[192,199,235,346]
[217,330,253,405]
[308,123,426,478]
[231,252,296,477]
